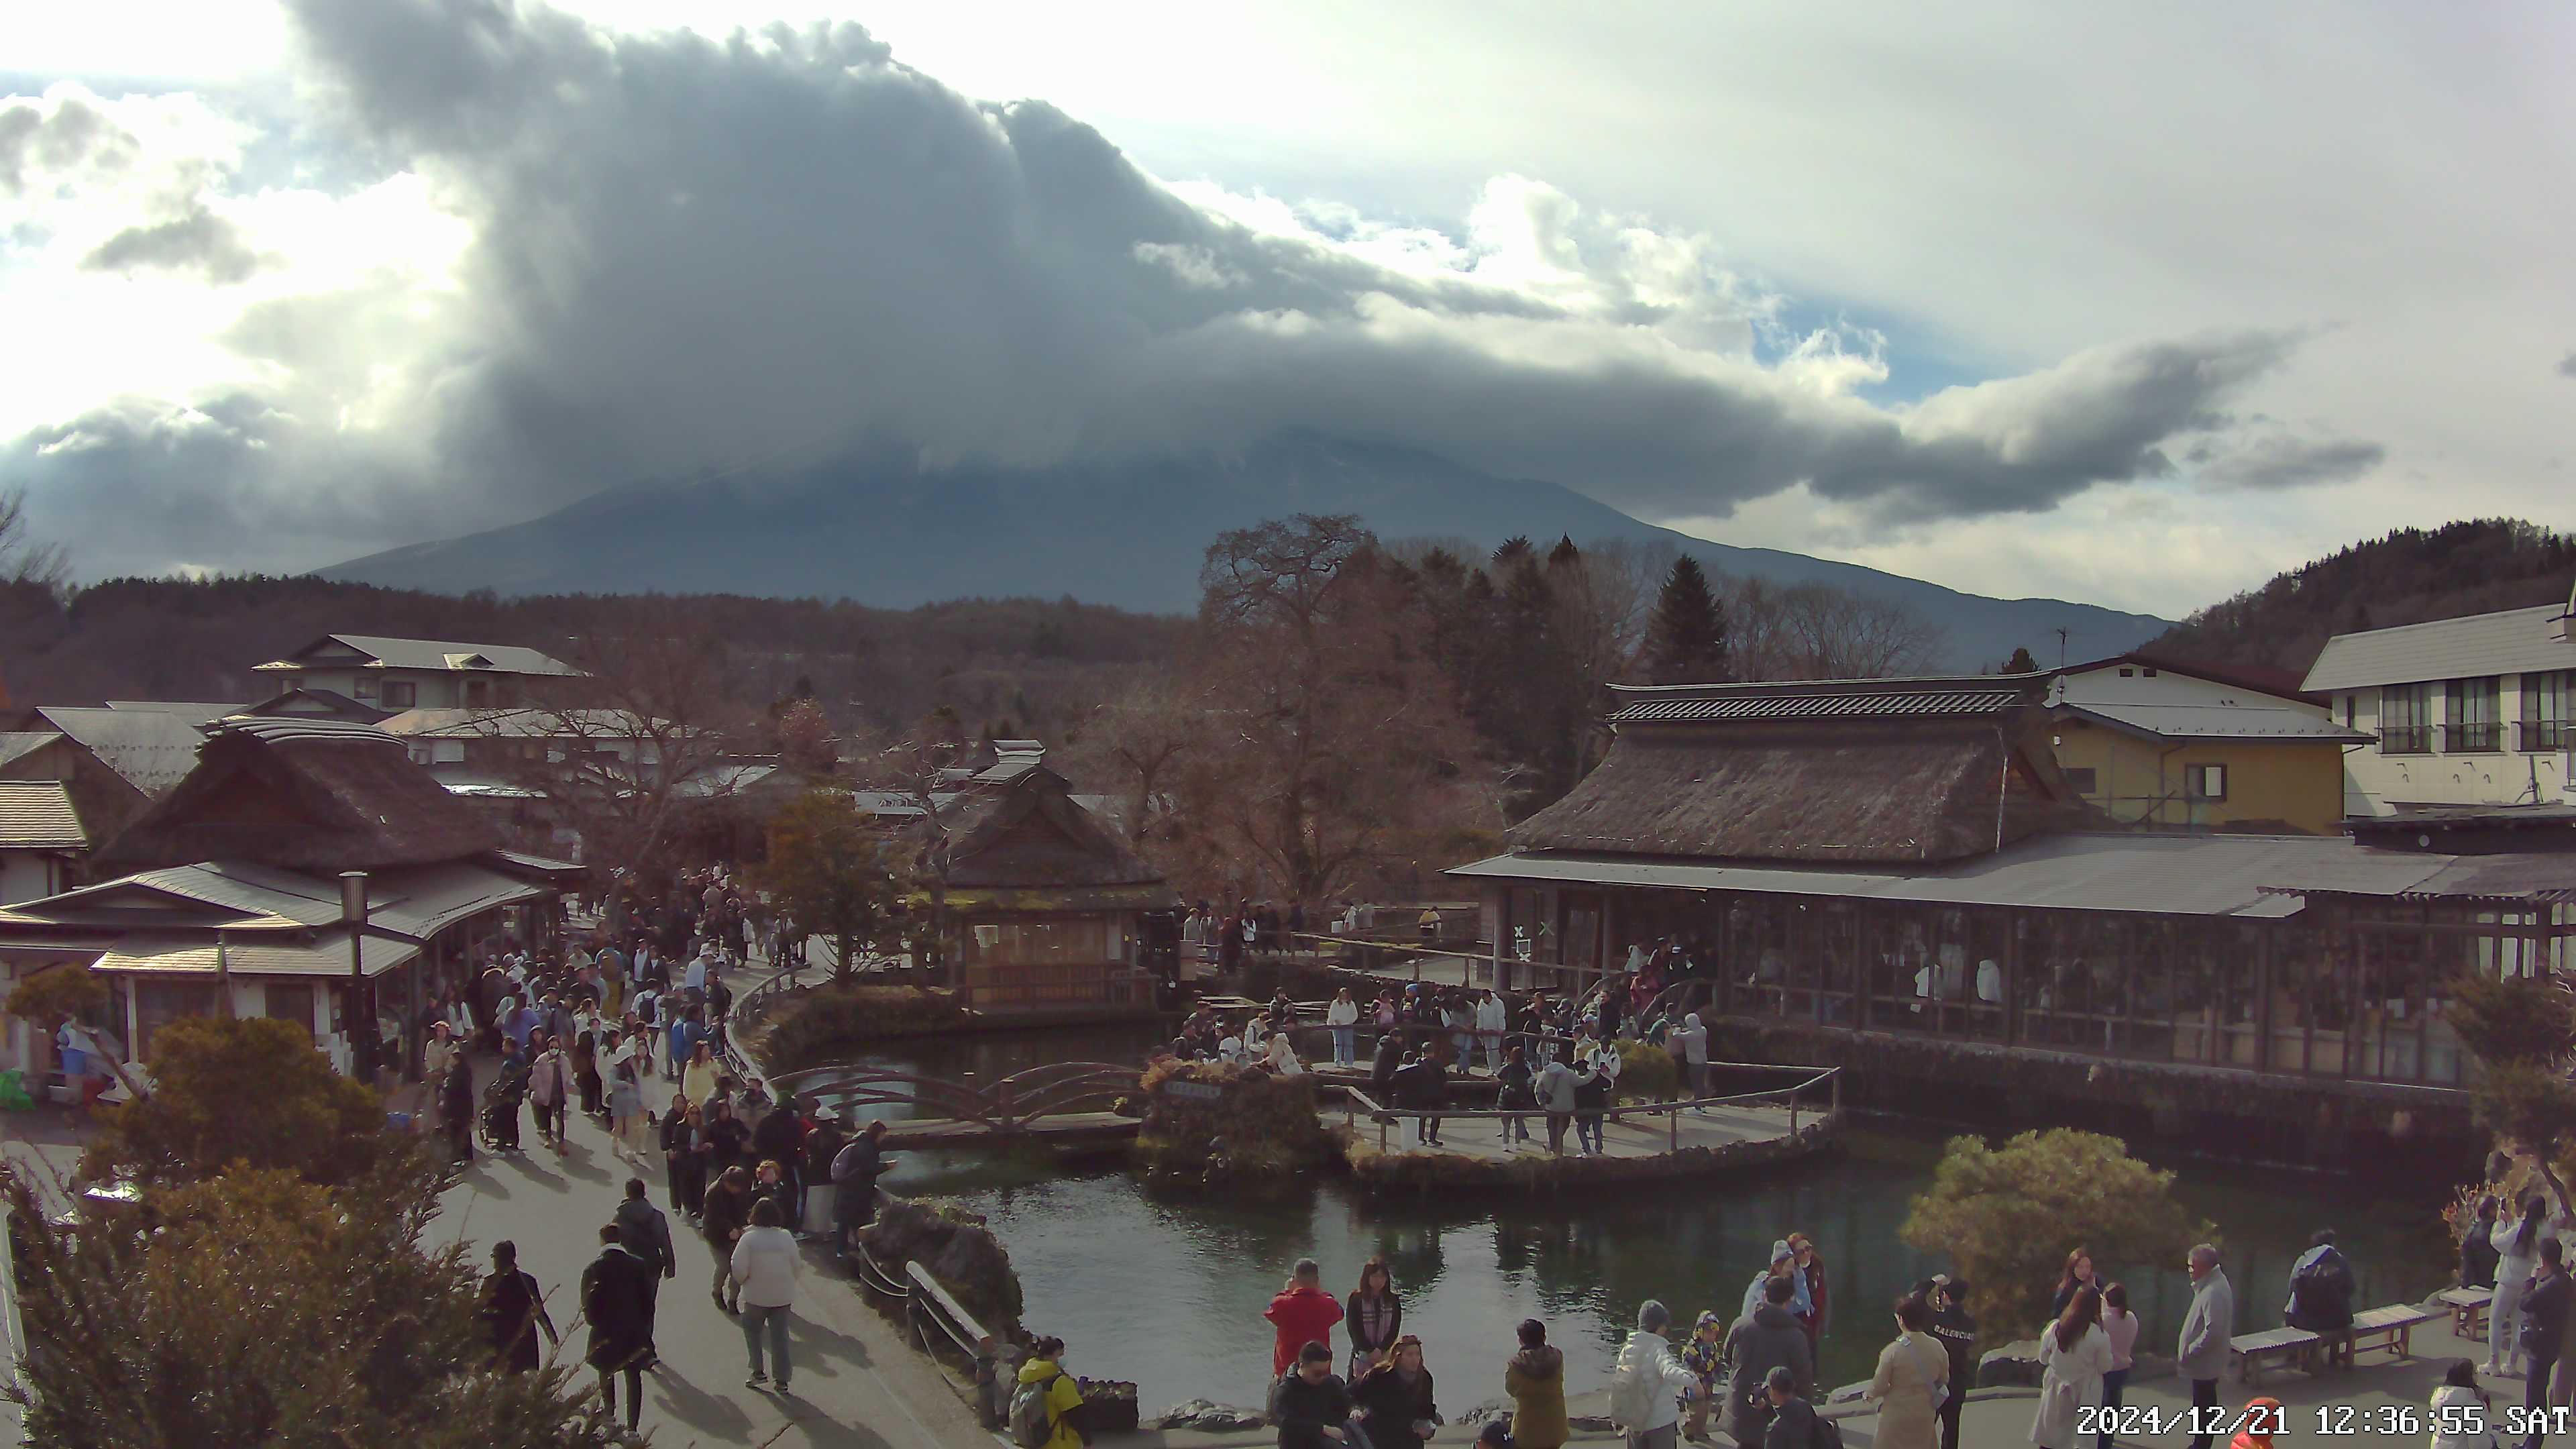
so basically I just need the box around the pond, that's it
[808,1028,2458,1412]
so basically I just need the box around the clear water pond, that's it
[812,1027,2455,1411]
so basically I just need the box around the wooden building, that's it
[0,718,577,1085]
[1452,675,2576,1155]
[917,748,1177,1014]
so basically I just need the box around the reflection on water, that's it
[813,1030,2455,1411]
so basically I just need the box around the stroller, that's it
[478,1081,525,1152]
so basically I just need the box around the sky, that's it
[5,1,2572,619]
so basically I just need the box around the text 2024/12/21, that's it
[2082,1402,2571,1438]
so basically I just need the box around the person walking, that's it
[2098,1283,2140,1449]
[2029,1285,2111,1449]
[606,1051,645,1163]
[581,1221,656,1440]
[733,1198,800,1391]
[1347,1258,1404,1383]
[572,1024,603,1122]
[528,1032,572,1150]
[1724,1275,1814,1449]
[1268,1258,1348,1378]
[1352,1336,1442,1449]
[1574,1042,1617,1156]
[1505,1318,1568,1449]
[1474,990,1507,1075]
[1269,1340,1356,1449]
[681,1040,720,1112]
[1018,1336,1092,1449]
[1611,1301,1698,1449]
[1863,1294,1948,1449]
[614,1176,676,1368]
[702,1164,755,1313]
[490,1037,529,1152]
[440,1048,478,1164]
[478,1240,559,1373]
[1328,989,1360,1069]
[1667,1013,1710,1106]
[1536,1047,1581,1156]
[830,1119,893,1254]
[2493,1194,2563,1377]
[1923,1277,1978,1449]
[2178,1244,2235,1449]
[1495,1045,1534,1146]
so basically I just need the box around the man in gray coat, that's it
[2176,1243,2233,1449]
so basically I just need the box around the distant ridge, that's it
[324,433,2171,669]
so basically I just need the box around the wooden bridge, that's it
[767,1061,1145,1147]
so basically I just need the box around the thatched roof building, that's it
[98,718,498,875]
[1510,676,2077,865]
[934,754,1167,898]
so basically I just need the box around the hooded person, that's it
[1611,1300,1700,1449]
[1666,1013,1711,1106]
[1504,1318,1568,1449]
[1741,1241,1813,1322]
[2225,1397,2284,1449]
[1677,1309,1726,1442]
[1723,1275,1814,1449]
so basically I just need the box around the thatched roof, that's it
[1510,714,2076,865]
[97,718,500,873]
[928,761,1166,891]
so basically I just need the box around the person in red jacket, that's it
[1266,1258,1347,1377]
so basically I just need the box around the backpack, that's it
[1010,1372,1063,1448]
[1607,1348,1660,1430]
[2288,1249,2355,1328]
[1809,1413,1844,1449]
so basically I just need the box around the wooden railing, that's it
[850,1234,1012,1426]
[767,1061,1140,1133]
[1334,1061,1841,1154]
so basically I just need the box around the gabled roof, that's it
[98,717,500,873]
[255,633,580,678]
[0,781,87,851]
[93,928,418,979]
[2303,602,2576,692]
[931,762,1167,890]
[102,701,246,725]
[1607,674,2047,725]
[0,731,62,772]
[28,706,207,798]
[2055,653,2315,702]
[236,688,390,724]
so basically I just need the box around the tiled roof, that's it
[31,707,207,797]
[0,731,63,771]
[261,633,579,677]
[93,928,419,978]
[2055,701,2373,743]
[1611,688,2025,723]
[2304,604,2576,692]
[0,781,87,850]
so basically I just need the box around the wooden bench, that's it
[2231,1326,2320,1385]
[2438,1287,2494,1340]
[2344,1303,2434,1366]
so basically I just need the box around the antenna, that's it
[2053,627,2071,666]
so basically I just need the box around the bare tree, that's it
[1053,672,1204,847]
[1717,574,1945,680]
[0,486,69,593]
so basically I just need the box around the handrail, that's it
[849,1226,1012,1428]
[1334,1064,1841,1151]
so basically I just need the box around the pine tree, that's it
[1644,557,1733,684]
[2002,645,2040,674]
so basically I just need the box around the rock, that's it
[1568,1413,1617,1434]
[1453,1400,1512,1428]
[1148,1399,1271,1432]
[1976,1340,2045,1389]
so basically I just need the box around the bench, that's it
[2231,1326,2320,1385]
[2438,1287,2494,1340]
[2343,1303,2434,1366]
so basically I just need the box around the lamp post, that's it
[341,871,373,1084]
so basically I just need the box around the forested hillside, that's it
[2145,520,2576,674]
[0,574,1189,739]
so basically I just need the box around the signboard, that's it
[1159,1079,1226,1104]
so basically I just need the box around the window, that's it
[264,982,316,1036]
[381,680,418,708]
[2524,671,2572,753]
[2339,694,2355,728]
[2381,684,2432,753]
[432,740,466,764]
[2447,676,2500,752]
[465,679,492,708]
[2062,767,2100,794]
[2185,763,2228,801]
[352,674,378,700]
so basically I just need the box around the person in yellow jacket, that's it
[1017,1337,1091,1449]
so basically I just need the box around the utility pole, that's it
[2053,627,2071,667]
[342,871,374,1085]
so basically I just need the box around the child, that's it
[1678,1309,1725,1444]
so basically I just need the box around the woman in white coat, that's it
[2029,1285,2112,1449]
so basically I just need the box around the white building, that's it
[2302,586,2576,817]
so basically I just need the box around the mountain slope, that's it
[325,434,2170,669]
[2145,519,2576,674]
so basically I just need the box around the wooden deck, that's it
[877,1112,1142,1147]
[1332,1099,1805,1162]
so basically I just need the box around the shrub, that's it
[750,984,969,1069]
[1615,1042,1679,1102]
[1900,1128,2212,1340]
[861,1196,1024,1336]
[1133,1058,1330,1171]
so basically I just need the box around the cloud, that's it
[2,0,2379,583]
[2559,352,2576,378]
[2188,430,2387,492]
[85,205,266,284]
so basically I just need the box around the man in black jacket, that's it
[612,1177,676,1368]
[582,1222,657,1438]
[751,1095,806,1235]
[831,1120,893,1254]
[1391,1050,1448,1146]
[1921,1277,1977,1449]
[1269,1340,1356,1449]
[1724,1274,1814,1448]
[1758,1366,1821,1449]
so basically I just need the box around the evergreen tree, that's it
[1644,557,1732,684]
[2002,645,2040,674]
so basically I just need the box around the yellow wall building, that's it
[2047,657,2367,835]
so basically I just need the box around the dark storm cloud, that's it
[7,0,2382,574]
[84,205,264,283]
